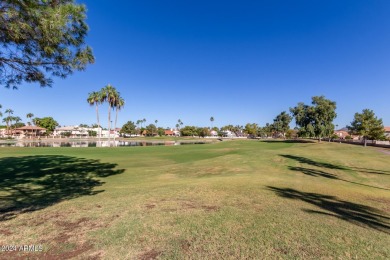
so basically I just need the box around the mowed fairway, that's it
[0,140,389,259]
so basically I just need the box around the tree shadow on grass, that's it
[282,155,390,191]
[0,155,125,221]
[267,186,390,234]
[260,139,316,144]
[281,154,390,175]
[280,154,346,170]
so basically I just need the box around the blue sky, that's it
[1,0,389,129]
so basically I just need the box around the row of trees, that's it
[117,95,387,145]
[0,105,60,137]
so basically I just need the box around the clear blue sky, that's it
[1,0,390,129]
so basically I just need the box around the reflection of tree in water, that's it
[0,155,124,221]
[268,186,390,234]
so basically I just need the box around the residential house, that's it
[385,127,390,138]
[221,130,236,138]
[53,125,108,138]
[209,130,218,137]
[334,130,350,139]
[13,126,46,138]
[164,129,180,136]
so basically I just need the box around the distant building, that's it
[53,125,115,138]
[164,129,180,136]
[334,130,349,139]
[210,130,218,137]
[13,126,46,138]
[384,127,390,138]
[221,130,236,138]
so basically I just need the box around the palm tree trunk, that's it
[114,107,118,141]
[108,104,111,145]
[96,103,100,142]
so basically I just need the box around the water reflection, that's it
[0,140,207,148]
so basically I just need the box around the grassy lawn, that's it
[0,140,389,259]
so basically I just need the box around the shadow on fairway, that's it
[260,139,316,144]
[267,186,390,234]
[0,155,125,221]
[280,154,346,170]
[281,155,390,191]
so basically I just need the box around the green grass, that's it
[0,140,389,259]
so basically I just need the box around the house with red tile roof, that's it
[385,127,390,138]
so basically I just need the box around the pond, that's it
[0,140,209,148]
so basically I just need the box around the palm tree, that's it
[4,109,13,136]
[210,116,214,129]
[87,91,103,141]
[0,105,3,131]
[142,118,146,135]
[26,113,34,126]
[101,84,118,144]
[136,120,141,135]
[114,95,125,141]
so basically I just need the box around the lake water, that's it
[0,140,208,148]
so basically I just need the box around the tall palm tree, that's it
[87,91,103,140]
[136,120,141,134]
[26,113,34,126]
[178,119,183,129]
[4,109,13,136]
[0,105,3,130]
[101,84,118,144]
[114,95,125,141]
[210,116,214,129]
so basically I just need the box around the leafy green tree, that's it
[181,126,197,136]
[87,130,97,137]
[12,122,25,129]
[79,123,89,128]
[157,127,165,137]
[145,124,157,136]
[262,123,274,138]
[221,124,234,131]
[290,96,337,142]
[120,121,137,136]
[285,129,298,139]
[0,0,94,89]
[347,109,385,146]
[272,111,292,139]
[61,131,71,138]
[244,123,258,136]
[196,127,209,138]
[34,117,59,133]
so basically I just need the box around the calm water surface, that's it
[0,140,208,147]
